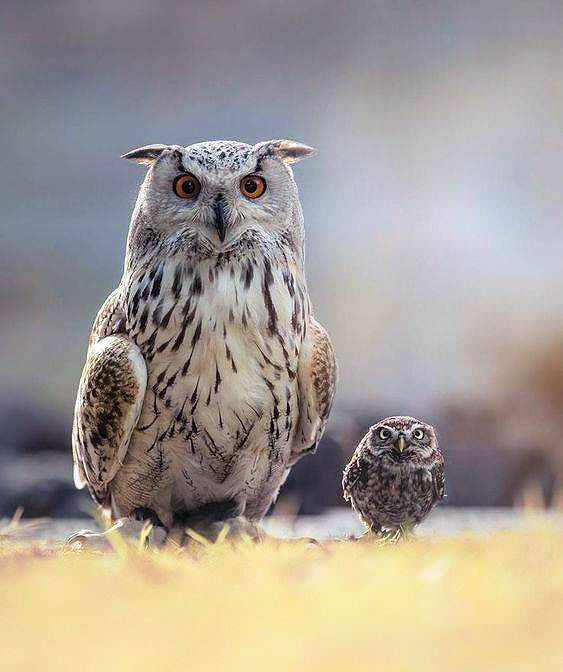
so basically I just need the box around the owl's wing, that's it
[289,318,337,466]
[87,287,127,347]
[72,292,147,504]
[342,446,369,501]
[342,456,365,502]
[431,455,446,500]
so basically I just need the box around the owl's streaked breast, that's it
[114,246,309,517]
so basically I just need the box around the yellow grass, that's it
[1,526,562,671]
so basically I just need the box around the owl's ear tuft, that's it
[255,139,316,165]
[121,144,169,165]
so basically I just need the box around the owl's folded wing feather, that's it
[72,293,147,504]
[289,318,337,466]
[88,288,126,347]
[342,454,367,501]
[431,456,446,500]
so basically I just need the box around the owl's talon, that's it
[66,529,111,551]
[66,518,167,551]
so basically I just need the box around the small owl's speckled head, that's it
[365,416,437,461]
[122,139,315,258]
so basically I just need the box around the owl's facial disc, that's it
[126,139,313,253]
[371,417,434,461]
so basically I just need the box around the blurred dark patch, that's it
[0,403,90,518]
[282,435,346,515]
[0,446,90,519]
[505,448,559,507]
[0,403,68,453]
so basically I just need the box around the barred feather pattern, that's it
[90,233,318,526]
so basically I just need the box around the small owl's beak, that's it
[213,195,228,243]
[396,434,407,453]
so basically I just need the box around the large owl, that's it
[71,139,336,545]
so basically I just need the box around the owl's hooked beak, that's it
[395,434,407,453]
[213,195,228,243]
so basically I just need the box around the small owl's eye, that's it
[413,428,425,440]
[240,175,266,199]
[173,173,201,199]
[378,428,391,440]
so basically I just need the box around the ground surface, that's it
[3,507,563,543]
[0,513,562,671]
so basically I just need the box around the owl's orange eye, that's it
[173,173,201,199]
[240,175,266,199]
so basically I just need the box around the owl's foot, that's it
[378,525,415,544]
[66,518,167,551]
[169,515,265,547]
[166,500,265,547]
[380,528,402,544]
[349,524,414,544]
[350,528,381,543]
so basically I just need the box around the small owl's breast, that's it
[352,462,437,530]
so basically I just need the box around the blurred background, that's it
[1,0,562,519]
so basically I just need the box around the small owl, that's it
[70,139,337,546]
[342,416,445,538]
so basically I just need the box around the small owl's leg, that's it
[384,527,402,543]
[359,515,382,536]
[398,523,416,539]
[66,517,167,551]
[369,521,383,535]
[379,524,415,544]
[352,517,383,541]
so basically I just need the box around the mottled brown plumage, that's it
[71,139,336,544]
[342,416,445,537]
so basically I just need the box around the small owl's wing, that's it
[342,452,368,501]
[72,292,147,504]
[289,318,337,466]
[431,454,446,500]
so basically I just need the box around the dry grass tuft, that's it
[1,525,562,671]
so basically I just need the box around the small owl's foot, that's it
[378,525,415,544]
[380,528,402,545]
[348,525,414,545]
[349,525,383,542]
[349,530,370,542]
[66,518,167,551]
